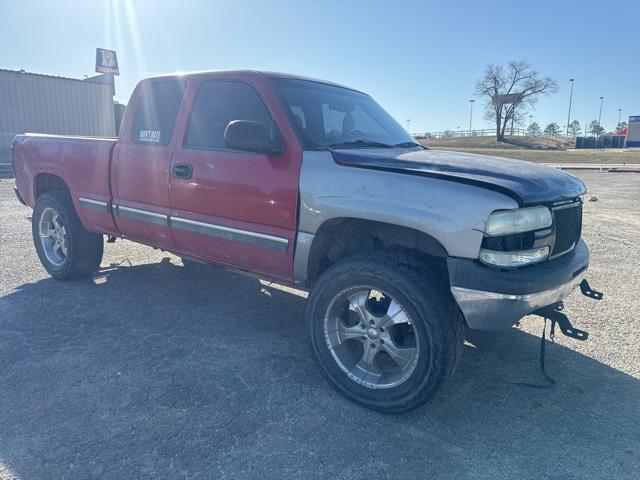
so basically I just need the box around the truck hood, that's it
[331,147,586,206]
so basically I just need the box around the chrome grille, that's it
[551,201,582,257]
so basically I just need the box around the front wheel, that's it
[306,252,464,412]
[32,191,104,280]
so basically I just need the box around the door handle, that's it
[172,163,193,179]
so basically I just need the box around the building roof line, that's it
[0,68,112,87]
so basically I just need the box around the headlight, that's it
[479,246,549,268]
[485,206,552,236]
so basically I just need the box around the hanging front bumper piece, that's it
[448,239,590,331]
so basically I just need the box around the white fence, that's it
[412,128,569,139]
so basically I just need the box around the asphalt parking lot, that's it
[0,171,638,479]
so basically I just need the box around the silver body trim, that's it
[117,205,168,226]
[450,271,586,331]
[107,203,288,252]
[78,196,108,212]
[171,216,289,252]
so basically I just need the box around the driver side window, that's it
[185,81,273,150]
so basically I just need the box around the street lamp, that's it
[529,115,533,127]
[406,119,411,133]
[565,79,575,137]
[618,108,622,125]
[469,99,475,134]
[598,96,604,129]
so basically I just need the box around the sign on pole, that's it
[95,48,119,75]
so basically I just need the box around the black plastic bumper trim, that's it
[448,239,589,295]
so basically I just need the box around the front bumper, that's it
[448,239,589,331]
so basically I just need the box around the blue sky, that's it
[2,0,639,133]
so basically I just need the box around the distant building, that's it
[626,116,640,148]
[0,69,119,176]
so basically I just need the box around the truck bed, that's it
[13,133,118,233]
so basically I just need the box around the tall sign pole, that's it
[565,79,575,136]
[598,96,604,128]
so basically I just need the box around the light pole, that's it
[565,78,575,137]
[529,115,533,127]
[406,119,411,133]
[618,108,622,126]
[598,96,604,129]
[469,99,475,134]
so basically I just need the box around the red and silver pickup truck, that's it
[13,70,591,411]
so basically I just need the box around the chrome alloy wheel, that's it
[323,287,420,389]
[38,207,68,266]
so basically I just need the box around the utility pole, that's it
[598,96,604,129]
[565,79,575,137]
[469,99,475,134]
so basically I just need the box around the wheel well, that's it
[35,174,69,199]
[307,218,449,283]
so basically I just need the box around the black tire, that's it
[306,251,464,412]
[32,191,103,280]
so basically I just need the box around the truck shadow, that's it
[1,257,638,478]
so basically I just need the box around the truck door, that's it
[168,77,301,281]
[111,79,186,249]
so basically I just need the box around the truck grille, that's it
[551,201,582,257]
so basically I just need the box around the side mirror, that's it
[224,120,283,155]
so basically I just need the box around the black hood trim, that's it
[334,154,524,205]
[331,148,586,207]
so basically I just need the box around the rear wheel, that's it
[32,191,103,280]
[306,252,464,412]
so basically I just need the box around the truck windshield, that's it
[270,78,420,150]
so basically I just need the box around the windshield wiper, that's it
[393,141,424,148]
[327,139,393,149]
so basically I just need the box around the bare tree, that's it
[476,61,558,142]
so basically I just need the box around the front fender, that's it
[298,151,518,259]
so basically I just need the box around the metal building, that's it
[0,69,116,177]
[626,116,640,148]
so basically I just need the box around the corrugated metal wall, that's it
[0,69,116,175]
[627,116,640,148]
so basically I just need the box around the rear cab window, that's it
[131,80,186,145]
